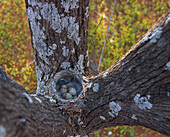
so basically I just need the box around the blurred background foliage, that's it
[0,0,36,92]
[88,0,169,72]
[0,0,169,136]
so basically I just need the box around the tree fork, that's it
[0,0,170,136]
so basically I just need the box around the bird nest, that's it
[48,70,83,101]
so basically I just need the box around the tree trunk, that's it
[25,0,90,95]
[0,0,170,136]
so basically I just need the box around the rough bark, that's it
[0,11,170,137]
[25,0,89,95]
[0,80,66,137]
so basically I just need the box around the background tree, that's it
[0,1,169,135]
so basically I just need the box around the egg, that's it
[60,85,67,93]
[68,87,77,95]
[63,93,73,100]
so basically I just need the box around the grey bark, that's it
[25,0,90,95]
[0,0,170,136]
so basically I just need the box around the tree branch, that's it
[0,80,67,137]
[0,12,169,137]
[82,12,170,135]
[89,57,99,75]
[98,0,117,71]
